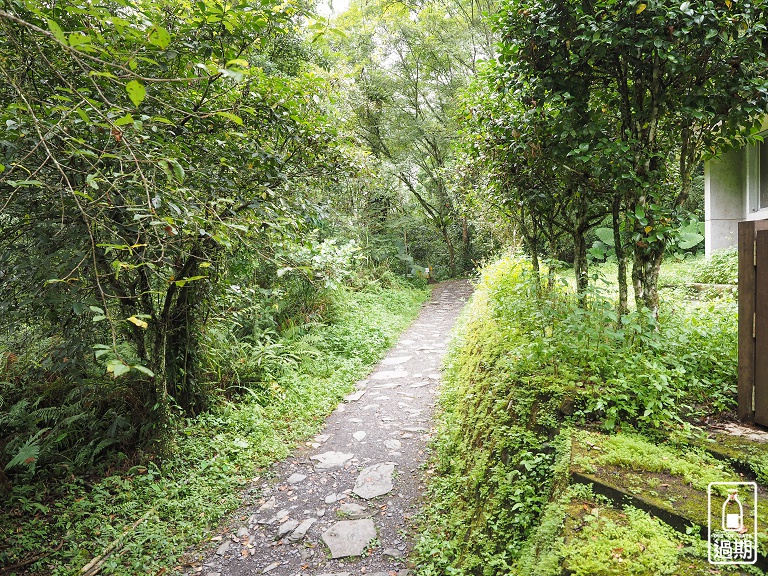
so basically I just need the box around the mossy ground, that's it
[570,430,768,555]
[558,488,743,576]
[700,432,768,486]
[414,255,762,576]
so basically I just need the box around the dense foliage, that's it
[465,0,768,313]
[0,0,473,481]
[0,0,762,573]
[1,278,427,574]
[415,254,741,574]
[0,0,488,570]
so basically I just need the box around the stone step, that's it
[568,431,768,570]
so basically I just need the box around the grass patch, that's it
[1,282,428,575]
[573,431,733,492]
[414,253,750,576]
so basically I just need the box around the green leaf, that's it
[148,25,171,49]
[107,360,131,378]
[89,305,105,314]
[158,160,173,180]
[47,19,66,43]
[126,80,146,107]
[678,232,704,250]
[75,108,91,123]
[68,33,91,48]
[594,227,615,247]
[4,431,45,471]
[7,180,43,188]
[89,71,117,79]
[114,113,134,126]
[168,159,185,183]
[132,365,155,377]
[214,111,243,125]
[226,58,250,68]
[173,275,208,287]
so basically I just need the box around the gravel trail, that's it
[188,280,473,576]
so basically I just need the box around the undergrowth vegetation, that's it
[1,280,427,575]
[415,254,743,575]
[692,248,739,285]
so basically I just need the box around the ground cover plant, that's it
[0,280,427,575]
[414,253,752,576]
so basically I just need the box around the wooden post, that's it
[738,220,768,422]
[755,230,768,425]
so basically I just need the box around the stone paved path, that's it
[189,280,473,576]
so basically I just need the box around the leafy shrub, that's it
[0,337,146,480]
[1,281,428,574]
[693,248,738,284]
[484,258,737,429]
[416,254,738,576]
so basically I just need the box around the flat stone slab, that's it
[383,548,404,558]
[277,519,299,539]
[718,422,768,442]
[287,517,315,542]
[353,431,367,441]
[321,519,377,558]
[286,473,307,485]
[353,463,395,499]
[384,439,402,450]
[338,502,370,519]
[371,369,409,380]
[257,496,276,512]
[311,451,354,470]
[344,390,366,402]
[382,355,412,365]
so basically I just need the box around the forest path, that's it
[188,280,473,576]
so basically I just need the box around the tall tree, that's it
[0,0,348,418]
[332,0,497,275]
[494,0,768,314]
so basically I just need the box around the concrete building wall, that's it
[705,147,745,256]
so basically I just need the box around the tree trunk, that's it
[441,225,456,277]
[152,246,209,417]
[461,217,471,272]
[572,230,588,297]
[518,212,541,291]
[612,195,628,316]
[632,246,663,319]
[530,245,541,294]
